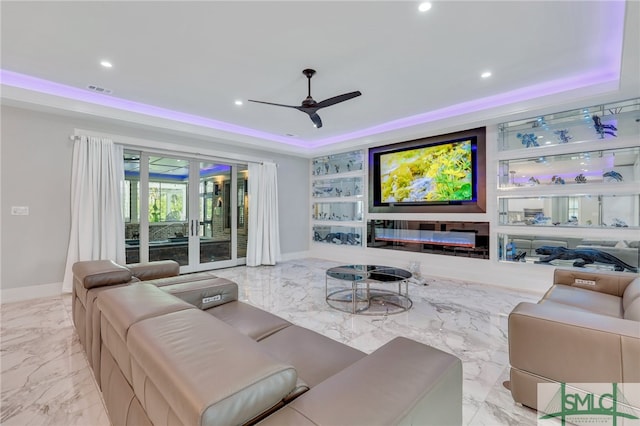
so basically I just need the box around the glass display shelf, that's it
[312,150,364,176]
[498,98,640,152]
[498,194,640,228]
[313,225,363,246]
[312,201,363,222]
[498,146,640,189]
[497,233,639,273]
[312,176,363,198]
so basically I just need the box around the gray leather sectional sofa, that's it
[71,260,463,425]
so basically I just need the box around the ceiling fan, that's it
[248,68,361,128]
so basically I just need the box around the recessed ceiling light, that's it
[234,100,243,106]
[481,71,492,79]
[418,2,432,12]
[100,60,113,68]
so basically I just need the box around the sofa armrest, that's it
[553,268,637,296]
[509,302,640,383]
[259,337,462,426]
[126,260,179,281]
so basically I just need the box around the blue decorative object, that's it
[551,175,565,185]
[603,171,623,182]
[592,115,617,138]
[554,129,572,143]
[531,212,551,224]
[517,132,539,148]
[575,174,587,183]
[528,177,540,185]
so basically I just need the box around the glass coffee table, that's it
[325,265,412,315]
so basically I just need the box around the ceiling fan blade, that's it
[309,112,323,128]
[315,91,362,109]
[247,99,298,109]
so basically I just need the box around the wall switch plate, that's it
[11,206,29,215]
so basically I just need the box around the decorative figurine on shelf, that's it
[324,163,330,174]
[551,175,565,184]
[575,174,587,183]
[535,246,637,273]
[592,115,618,138]
[334,164,340,173]
[528,177,540,185]
[529,212,551,225]
[611,218,628,227]
[517,132,539,148]
[554,129,572,143]
[603,170,623,182]
[505,241,516,261]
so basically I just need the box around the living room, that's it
[1,2,639,425]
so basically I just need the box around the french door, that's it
[123,151,248,272]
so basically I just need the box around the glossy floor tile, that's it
[1,258,542,425]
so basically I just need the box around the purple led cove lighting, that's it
[314,70,620,147]
[0,70,306,147]
[0,0,625,149]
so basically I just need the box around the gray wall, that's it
[1,105,309,290]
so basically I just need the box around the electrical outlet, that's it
[11,206,29,215]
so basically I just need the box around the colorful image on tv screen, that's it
[379,140,473,203]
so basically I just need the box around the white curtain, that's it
[61,136,125,293]
[247,162,281,266]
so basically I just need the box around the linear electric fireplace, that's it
[367,220,489,259]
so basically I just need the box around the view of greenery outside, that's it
[149,182,187,222]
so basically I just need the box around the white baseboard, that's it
[280,251,310,262]
[1,282,63,304]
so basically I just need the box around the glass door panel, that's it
[197,162,232,265]
[123,151,141,263]
[237,166,248,259]
[147,155,190,265]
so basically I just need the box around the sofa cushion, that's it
[143,270,219,288]
[542,285,623,318]
[97,283,194,343]
[162,277,238,310]
[622,278,640,311]
[206,301,292,341]
[73,260,132,289]
[259,325,366,387]
[624,297,640,321]
[127,309,297,426]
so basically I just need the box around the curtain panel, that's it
[61,136,125,293]
[247,162,281,266]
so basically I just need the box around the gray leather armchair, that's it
[508,268,640,410]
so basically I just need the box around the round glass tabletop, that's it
[326,265,412,282]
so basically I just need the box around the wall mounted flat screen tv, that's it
[369,127,486,213]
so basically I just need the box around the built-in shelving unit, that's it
[496,98,640,272]
[311,150,365,247]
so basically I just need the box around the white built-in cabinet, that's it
[311,150,365,247]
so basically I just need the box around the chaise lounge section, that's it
[72,260,463,425]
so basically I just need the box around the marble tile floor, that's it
[1,258,543,425]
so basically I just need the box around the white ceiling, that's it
[1,1,639,157]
